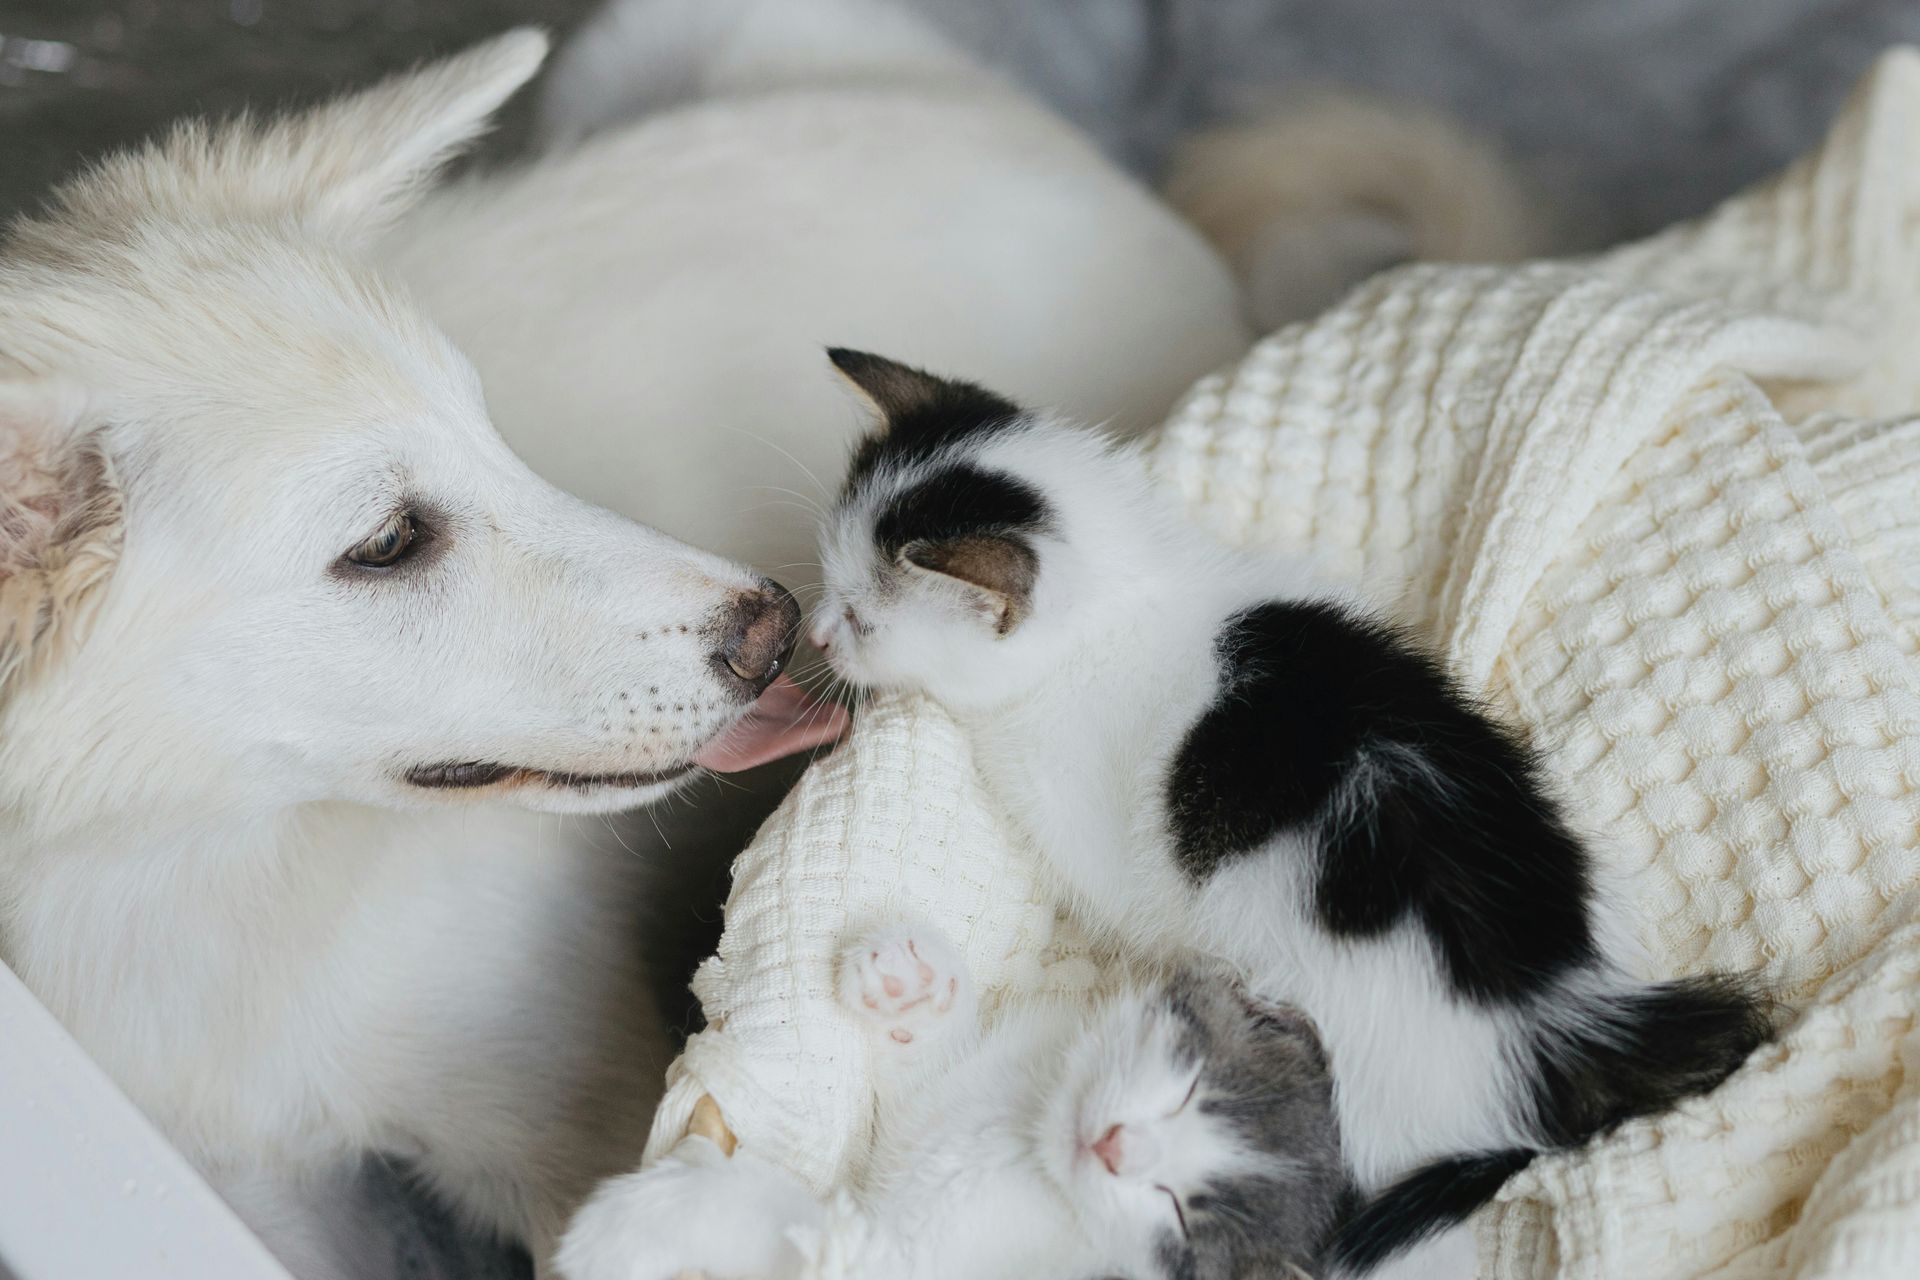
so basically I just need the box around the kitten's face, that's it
[1044,975,1348,1279]
[811,350,1109,712]
[813,451,1052,710]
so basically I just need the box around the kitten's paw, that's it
[838,924,973,1047]
[555,1139,819,1280]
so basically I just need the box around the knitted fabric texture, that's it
[640,51,1920,1279]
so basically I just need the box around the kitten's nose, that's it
[1092,1124,1127,1175]
[806,614,834,654]
[715,581,800,696]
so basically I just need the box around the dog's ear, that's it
[275,27,548,243]
[32,31,545,253]
[140,28,547,249]
[0,377,122,696]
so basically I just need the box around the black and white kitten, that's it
[809,349,1773,1274]
[558,923,1347,1280]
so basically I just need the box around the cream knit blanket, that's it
[639,51,1920,1280]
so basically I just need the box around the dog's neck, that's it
[3,797,434,1000]
[1,761,304,863]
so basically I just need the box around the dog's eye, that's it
[345,513,418,570]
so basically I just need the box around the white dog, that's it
[0,31,850,1279]
[1,5,1254,1278]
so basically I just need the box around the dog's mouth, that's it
[402,677,849,796]
[403,760,695,793]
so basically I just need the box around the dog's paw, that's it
[837,924,973,1047]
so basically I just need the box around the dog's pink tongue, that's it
[694,675,850,773]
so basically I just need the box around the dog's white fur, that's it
[1,5,1253,1278]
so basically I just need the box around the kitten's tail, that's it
[1324,1148,1534,1276]
[1164,93,1554,331]
[1325,974,1772,1274]
[1532,971,1776,1144]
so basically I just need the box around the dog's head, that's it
[0,32,844,836]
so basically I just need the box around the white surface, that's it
[0,959,290,1280]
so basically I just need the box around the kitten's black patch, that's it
[1528,972,1773,1145]
[871,462,1051,556]
[1324,1148,1534,1275]
[1164,600,1597,1005]
[828,348,1025,489]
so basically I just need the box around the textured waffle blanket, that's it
[639,51,1920,1280]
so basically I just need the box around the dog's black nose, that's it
[716,581,800,696]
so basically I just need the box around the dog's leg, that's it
[211,1161,390,1280]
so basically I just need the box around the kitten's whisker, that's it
[748,484,830,519]
[719,427,833,500]
[734,498,827,519]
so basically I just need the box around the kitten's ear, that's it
[826,347,1022,436]
[1237,985,1325,1050]
[903,535,1037,635]
[0,377,122,696]
[827,349,948,422]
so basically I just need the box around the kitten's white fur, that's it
[559,926,1251,1280]
[814,421,1644,1203]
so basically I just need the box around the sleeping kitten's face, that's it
[812,349,1118,712]
[1046,974,1349,1279]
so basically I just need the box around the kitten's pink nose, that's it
[806,612,837,653]
[1092,1124,1127,1175]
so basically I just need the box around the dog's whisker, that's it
[643,804,674,852]
[600,812,644,861]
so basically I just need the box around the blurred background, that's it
[5,0,1919,243]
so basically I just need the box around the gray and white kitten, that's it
[808,350,1771,1276]
[558,922,1346,1280]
